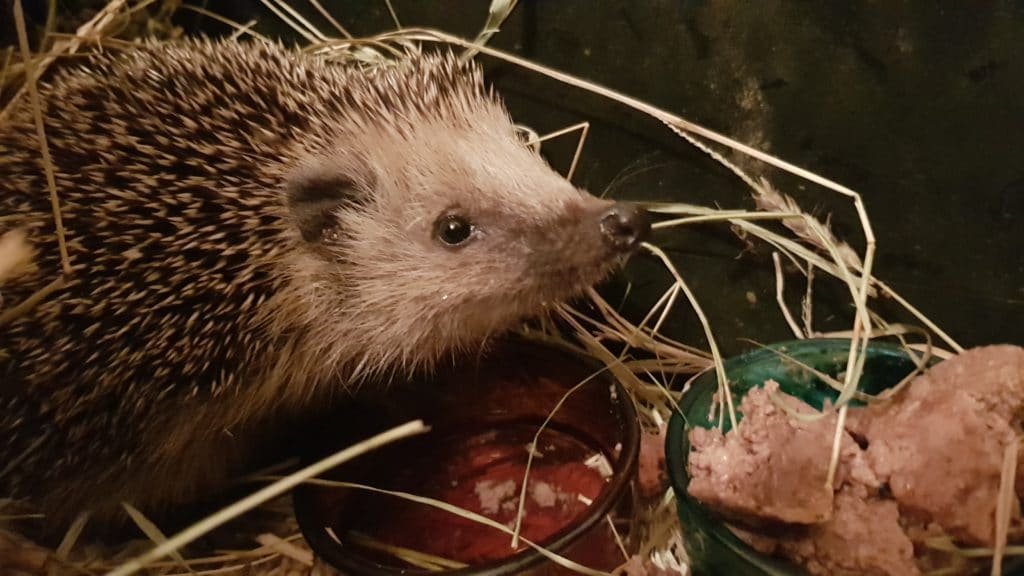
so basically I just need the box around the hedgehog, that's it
[0,37,649,529]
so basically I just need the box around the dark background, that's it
[193,0,1024,355]
[137,1,1024,353]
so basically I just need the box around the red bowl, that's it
[294,338,640,575]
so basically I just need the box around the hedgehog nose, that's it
[600,203,650,252]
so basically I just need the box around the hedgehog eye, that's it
[435,214,475,247]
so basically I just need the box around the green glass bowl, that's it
[664,338,1015,575]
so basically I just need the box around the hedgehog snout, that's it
[600,203,650,252]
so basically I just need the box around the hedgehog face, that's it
[277,50,649,378]
[283,114,648,378]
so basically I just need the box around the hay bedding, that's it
[0,0,999,575]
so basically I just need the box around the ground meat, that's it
[778,484,919,576]
[846,345,1024,546]
[687,381,871,526]
[852,381,1017,545]
[915,345,1024,422]
[685,345,1024,574]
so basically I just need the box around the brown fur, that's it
[0,37,640,528]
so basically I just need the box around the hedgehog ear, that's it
[286,168,364,243]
